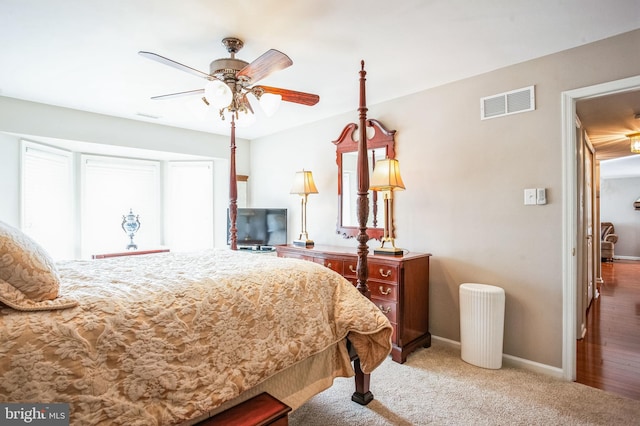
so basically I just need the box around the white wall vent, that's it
[480,86,535,120]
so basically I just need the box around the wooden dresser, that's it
[276,244,431,363]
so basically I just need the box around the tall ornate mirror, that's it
[333,119,397,240]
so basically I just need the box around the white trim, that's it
[561,90,578,381]
[432,336,563,379]
[614,255,640,261]
[561,75,640,381]
[502,353,564,379]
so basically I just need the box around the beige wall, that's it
[601,176,640,258]
[249,29,640,368]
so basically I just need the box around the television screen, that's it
[227,208,287,248]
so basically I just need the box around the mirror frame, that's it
[333,118,397,240]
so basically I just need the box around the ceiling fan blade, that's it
[236,49,292,83]
[150,89,205,100]
[139,51,210,79]
[254,86,319,106]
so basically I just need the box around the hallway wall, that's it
[601,176,640,259]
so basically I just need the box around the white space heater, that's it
[459,283,505,369]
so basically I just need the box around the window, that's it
[166,161,214,251]
[81,155,161,257]
[21,142,217,259]
[21,141,74,260]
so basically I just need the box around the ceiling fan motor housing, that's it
[209,58,250,82]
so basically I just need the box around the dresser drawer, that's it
[314,257,343,274]
[369,263,399,283]
[347,261,398,283]
[371,298,397,323]
[370,282,398,301]
[344,260,358,278]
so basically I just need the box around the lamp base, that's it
[293,239,315,247]
[374,246,403,256]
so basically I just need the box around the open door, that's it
[562,74,640,381]
[575,122,597,340]
[584,137,596,306]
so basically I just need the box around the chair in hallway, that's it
[601,222,618,262]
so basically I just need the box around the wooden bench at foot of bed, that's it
[196,393,292,426]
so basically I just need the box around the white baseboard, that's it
[614,255,640,261]
[432,335,564,379]
[432,335,461,348]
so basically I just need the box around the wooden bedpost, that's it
[229,116,238,250]
[351,60,373,406]
[355,60,370,300]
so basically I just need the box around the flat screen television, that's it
[227,208,288,249]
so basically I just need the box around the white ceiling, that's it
[2,0,640,142]
[600,154,640,179]
[577,89,640,178]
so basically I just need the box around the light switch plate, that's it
[524,188,536,205]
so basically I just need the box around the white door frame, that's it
[561,74,640,380]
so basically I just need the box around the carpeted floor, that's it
[289,340,640,425]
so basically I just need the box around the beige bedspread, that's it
[0,249,392,425]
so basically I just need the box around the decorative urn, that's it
[121,208,140,250]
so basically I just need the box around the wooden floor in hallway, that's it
[576,260,640,400]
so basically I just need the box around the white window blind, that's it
[166,161,214,251]
[81,155,161,257]
[21,141,74,260]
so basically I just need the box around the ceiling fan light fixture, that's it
[628,132,640,154]
[204,79,232,109]
[259,93,282,117]
[140,37,318,131]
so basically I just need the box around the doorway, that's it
[562,74,640,381]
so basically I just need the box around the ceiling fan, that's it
[139,37,319,123]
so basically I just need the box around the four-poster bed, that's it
[0,62,392,425]
[231,61,379,404]
[271,62,385,404]
[0,240,392,425]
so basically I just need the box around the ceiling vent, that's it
[480,86,535,120]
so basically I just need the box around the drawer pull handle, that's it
[378,305,391,314]
[379,268,392,278]
[349,265,356,273]
[379,286,392,295]
[326,262,332,268]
